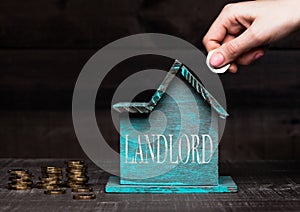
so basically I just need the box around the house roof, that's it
[113,60,229,119]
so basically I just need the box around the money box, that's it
[106,60,237,193]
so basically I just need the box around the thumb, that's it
[210,27,261,67]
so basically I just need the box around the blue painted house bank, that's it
[106,60,237,193]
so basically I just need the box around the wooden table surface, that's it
[0,159,300,212]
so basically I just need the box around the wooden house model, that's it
[106,60,237,193]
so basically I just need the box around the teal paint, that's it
[106,176,237,193]
[113,60,229,119]
[180,65,229,119]
[107,60,237,193]
[119,78,218,185]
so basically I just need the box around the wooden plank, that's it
[0,0,299,49]
[0,0,142,48]
[0,50,299,110]
[0,50,94,89]
[0,107,298,160]
[220,50,300,108]
[0,49,298,160]
[106,176,237,193]
[0,110,120,158]
[220,108,300,161]
[0,51,171,110]
[0,111,86,158]
[118,79,219,186]
[0,159,299,211]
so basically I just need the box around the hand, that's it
[203,0,300,73]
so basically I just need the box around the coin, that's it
[39,166,64,190]
[36,182,59,190]
[68,176,89,181]
[8,169,30,175]
[9,172,30,176]
[42,173,63,178]
[66,164,87,169]
[67,173,87,178]
[41,180,62,186]
[8,180,33,186]
[71,187,94,193]
[41,167,62,174]
[8,187,29,190]
[39,176,62,182]
[206,49,230,74]
[41,166,62,171]
[66,169,87,174]
[73,194,96,200]
[9,173,32,177]
[65,160,85,165]
[66,182,86,188]
[9,176,33,181]
[65,160,90,189]
[7,183,31,190]
[39,185,59,190]
[68,169,86,172]
[41,171,62,175]
[7,169,33,190]
[44,188,66,195]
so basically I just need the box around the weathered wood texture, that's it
[0,50,299,159]
[0,159,300,211]
[0,0,299,49]
[0,50,298,109]
[0,107,298,160]
[0,1,299,160]
[119,78,219,185]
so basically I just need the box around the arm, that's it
[203,0,300,73]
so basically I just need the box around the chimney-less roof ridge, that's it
[113,60,229,119]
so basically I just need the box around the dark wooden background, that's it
[0,0,299,160]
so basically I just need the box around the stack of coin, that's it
[36,166,63,190]
[7,169,33,190]
[65,160,89,189]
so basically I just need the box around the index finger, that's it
[203,5,245,51]
[203,16,227,51]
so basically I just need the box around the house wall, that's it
[0,0,299,161]
[119,76,219,185]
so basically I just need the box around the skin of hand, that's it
[203,0,300,73]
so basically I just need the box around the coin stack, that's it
[7,169,33,190]
[65,160,89,189]
[37,166,63,190]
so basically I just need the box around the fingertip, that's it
[228,63,238,73]
[202,35,208,47]
[204,42,221,53]
[254,52,264,60]
[237,49,265,65]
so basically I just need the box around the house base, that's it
[105,176,237,193]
